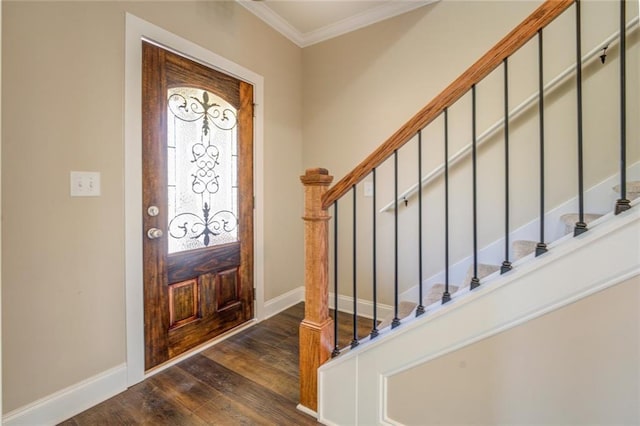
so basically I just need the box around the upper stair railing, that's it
[379,14,638,213]
[321,0,575,210]
[299,0,635,413]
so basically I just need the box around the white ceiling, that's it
[236,0,437,47]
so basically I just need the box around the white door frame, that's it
[124,13,265,386]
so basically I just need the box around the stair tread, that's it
[424,283,459,306]
[560,213,603,223]
[513,240,538,261]
[378,301,416,329]
[613,180,640,200]
[560,213,604,234]
[462,263,500,286]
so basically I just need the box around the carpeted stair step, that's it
[424,264,500,305]
[423,283,460,306]
[613,180,640,201]
[461,263,500,288]
[378,300,417,329]
[560,213,603,234]
[428,263,500,304]
[513,240,539,261]
[380,263,500,327]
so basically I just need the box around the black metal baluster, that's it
[443,109,452,303]
[536,29,548,256]
[501,58,513,274]
[370,169,379,338]
[470,85,480,290]
[574,0,588,236]
[332,201,340,357]
[417,131,426,316]
[351,186,359,348]
[615,0,631,215]
[392,150,401,328]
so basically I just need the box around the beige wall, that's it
[302,0,639,303]
[2,1,302,413]
[302,1,553,181]
[387,274,640,424]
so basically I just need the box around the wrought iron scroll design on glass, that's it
[167,88,239,254]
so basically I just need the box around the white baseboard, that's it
[262,286,394,322]
[262,284,394,322]
[2,364,127,426]
[329,292,393,321]
[263,286,305,319]
[296,403,318,418]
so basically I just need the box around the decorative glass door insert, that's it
[167,87,238,254]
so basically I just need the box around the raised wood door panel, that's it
[142,41,254,370]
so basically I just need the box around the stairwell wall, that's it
[387,273,640,424]
[302,0,639,306]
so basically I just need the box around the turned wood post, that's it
[299,168,334,412]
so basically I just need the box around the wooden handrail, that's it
[322,0,575,210]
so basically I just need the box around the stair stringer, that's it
[317,206,640,426]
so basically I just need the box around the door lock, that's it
[147,206,160,217]
[147,228,164,239]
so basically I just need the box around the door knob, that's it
[147,228,164,239]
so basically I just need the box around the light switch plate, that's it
[70,171,101,197]
[364,182,374,197]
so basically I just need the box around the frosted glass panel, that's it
[167,87,238,254]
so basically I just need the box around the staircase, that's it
[298,0,639,423]
[367,177,638,333]
[318,203,639,424]
[387,181,639,318]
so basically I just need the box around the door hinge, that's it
[253,195,256,210]
[253,288,256,300]
[252,103,256,118]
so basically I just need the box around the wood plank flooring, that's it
[60,303,374,425]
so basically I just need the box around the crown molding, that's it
[236,0,438,48]
[236,1,305,46]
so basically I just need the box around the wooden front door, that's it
[142,41,254,370]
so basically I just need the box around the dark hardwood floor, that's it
[60,303,374,425]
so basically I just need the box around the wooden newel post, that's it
[299,167,334,413]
